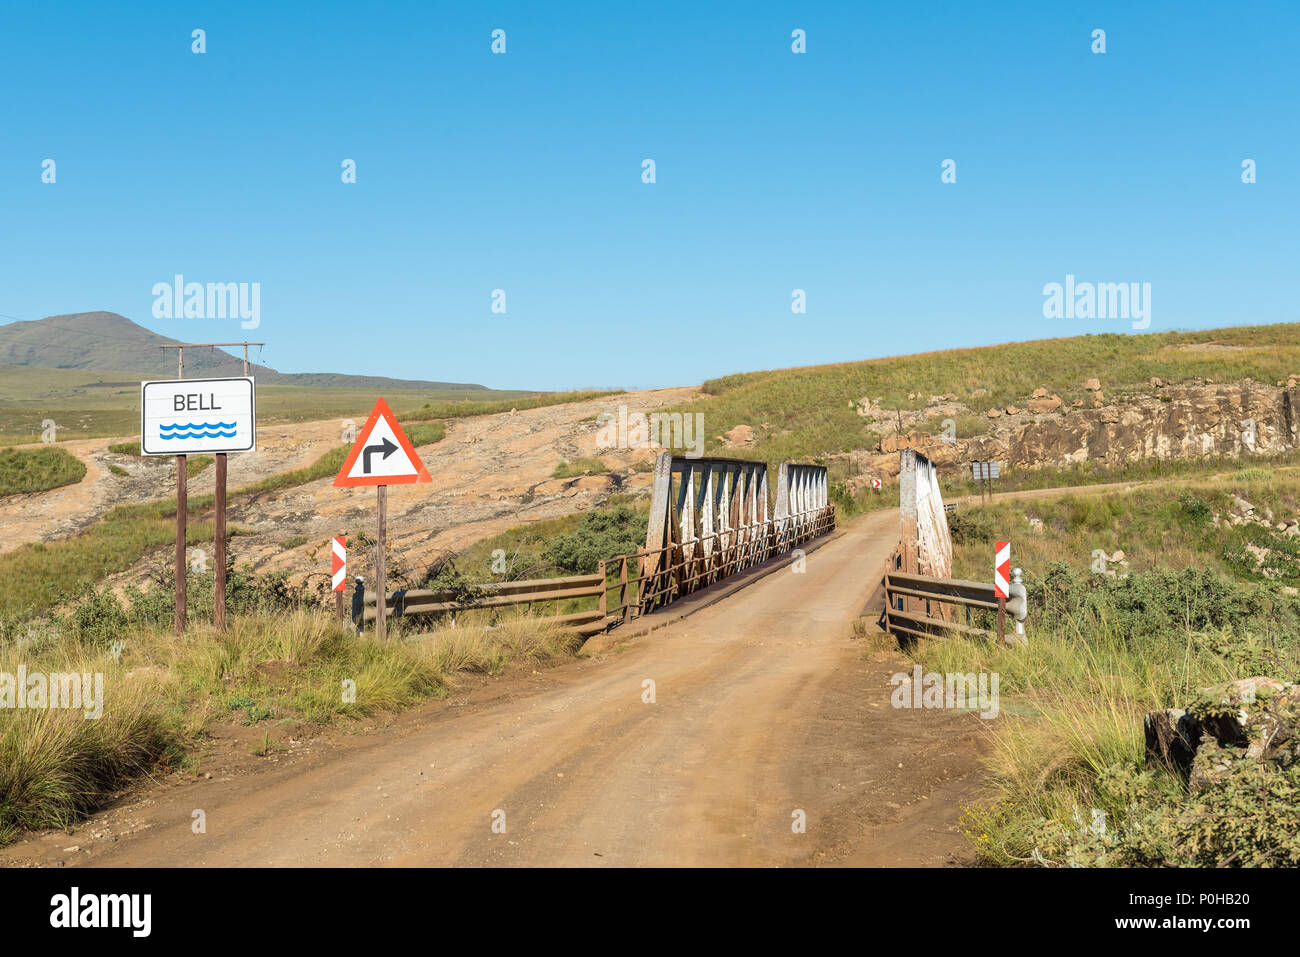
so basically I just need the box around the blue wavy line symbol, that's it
[159,421,238,440]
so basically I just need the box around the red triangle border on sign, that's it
[333,396,432,487]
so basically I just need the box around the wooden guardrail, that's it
[354,501,836,639]
[882,547,1027,644]
[355,571,612,636]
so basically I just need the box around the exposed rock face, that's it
[1145,677,1300,791]
[880,431,961,464]
[998,384,1298,471]
[850,383,1299,482]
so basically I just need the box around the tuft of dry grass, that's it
[0,610,582,842]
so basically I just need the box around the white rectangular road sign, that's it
[140,377,256,456]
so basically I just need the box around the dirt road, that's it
[2,508,988,867]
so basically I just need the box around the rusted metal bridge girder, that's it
[638,453,833,616]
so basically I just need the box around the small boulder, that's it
[1146,677,1300,791]
[1084,378,1102,391]
[722,424,755,447]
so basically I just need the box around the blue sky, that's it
[1,1,1296,391]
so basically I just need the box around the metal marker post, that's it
[376,485,387,640]
[994,540,1011,646]
[332,535,347,623]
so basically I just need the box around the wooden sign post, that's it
[214,453,228,631]
[376,487,388,639]
[333,397,432,639]
[175,454,187,635]
[972,461,1001,503]
[141,376,256,636]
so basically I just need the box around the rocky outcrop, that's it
[1005,384,1298,469]
[1145,677,1300,790]
[721,424,755,447]
[848,382,1299,482]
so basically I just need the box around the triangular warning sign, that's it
[333,397,432,487]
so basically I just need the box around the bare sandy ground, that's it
[0,420,345,553]
[238,387,697,582]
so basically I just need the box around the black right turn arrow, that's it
[362,436,398,473]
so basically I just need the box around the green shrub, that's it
[1029,562,1299,643]
[1178,493,1212,525]
[1025,762,1300,868]
[66,587,129,649]
[950,508,997,545]
[552,458,608,479]
[546,506,647,574]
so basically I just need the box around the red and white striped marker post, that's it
[332,536,347,622]
[994,540,1010,644]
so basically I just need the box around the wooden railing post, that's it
[619,555,630,623]
[598,560,607,619]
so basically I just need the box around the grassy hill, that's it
[0,311,544,444]
[674,324,1300,465]
[0,311,495,391]
[0,365,538,445]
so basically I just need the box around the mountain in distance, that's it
[0,312,493,391]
